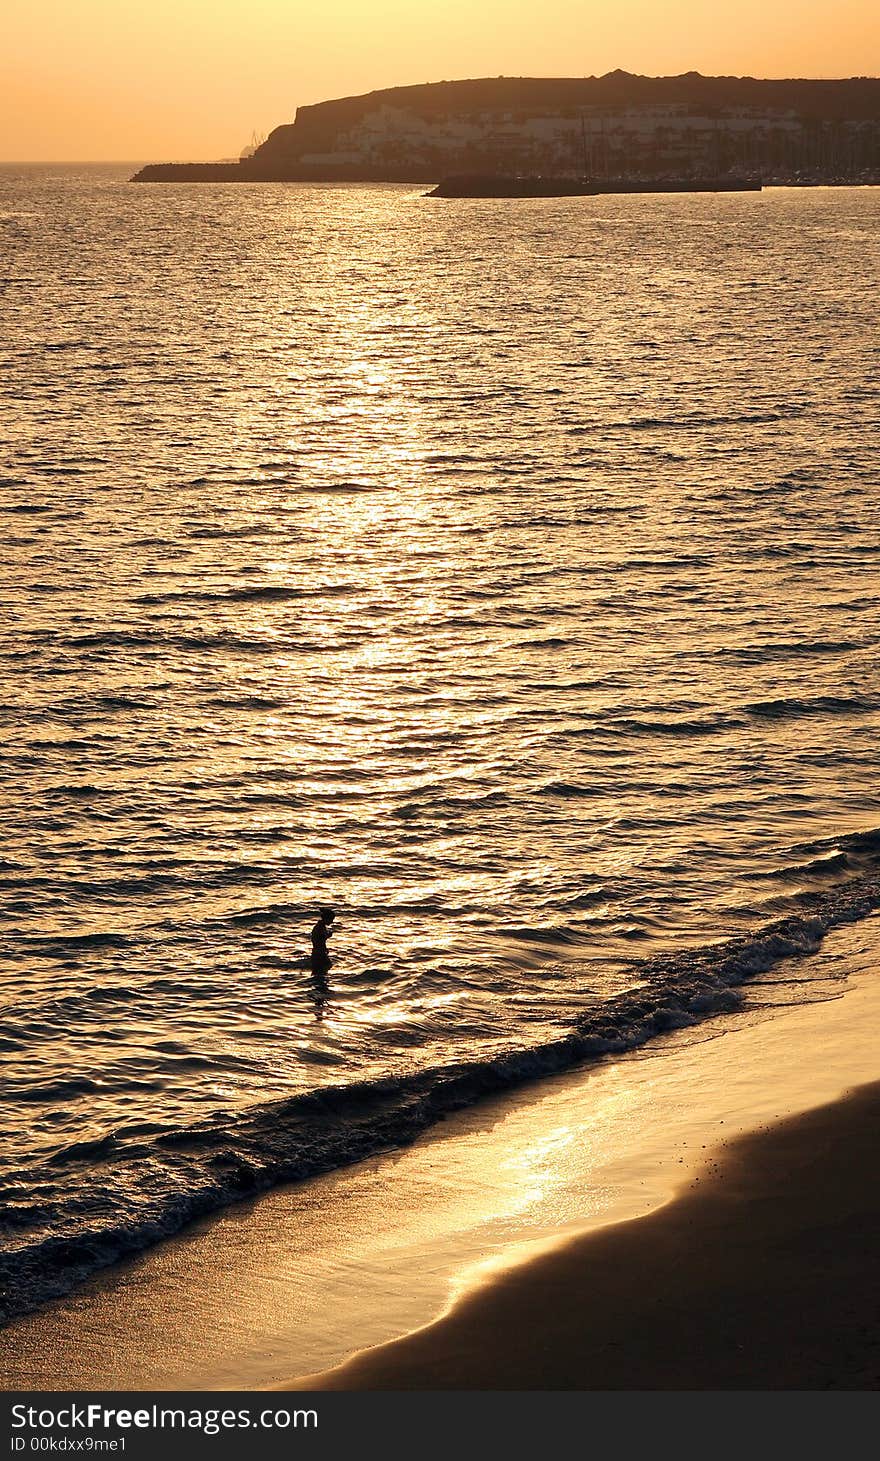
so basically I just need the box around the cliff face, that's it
[133,71,880,183]
[254,72,880,168]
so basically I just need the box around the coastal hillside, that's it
[134,71,880,182]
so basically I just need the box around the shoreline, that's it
[2,916,879,1390]
[293,1079,880,1391]
[2,873,878,1334]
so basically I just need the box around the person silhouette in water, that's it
[309,908,335,1023]
[310,908,335,972]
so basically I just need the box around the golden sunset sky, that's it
[4,0,879,161]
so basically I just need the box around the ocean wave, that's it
[746,694,878,720]
[539,781,599,797]
[22,931,131,954]
[135,583,355,606]
[205,694,289,710]
[49,783,115,799]
[744,851,852,881]
[59,629,295,655]
[716,637,871,661]
[2,868,878,1326]
[496,923,585,945]
[222,901,302,928]
[606,409,798,432]
[47,1136,118,1167]
[12,1078,100,1104]
[603,712,741,737]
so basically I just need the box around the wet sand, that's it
[295,1080,880,1390]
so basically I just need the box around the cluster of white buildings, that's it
[295,102,875,177]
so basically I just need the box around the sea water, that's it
[1,166,879,1320]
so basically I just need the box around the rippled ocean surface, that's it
[2,166,879,1319]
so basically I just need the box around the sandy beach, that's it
[296,1078,880,1390]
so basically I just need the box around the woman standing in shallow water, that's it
[309,909,335,1023]
[310,908,335,971]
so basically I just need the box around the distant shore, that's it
[131,162,880,187]
[292,1080,880,1390]
[131,72,880,186]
